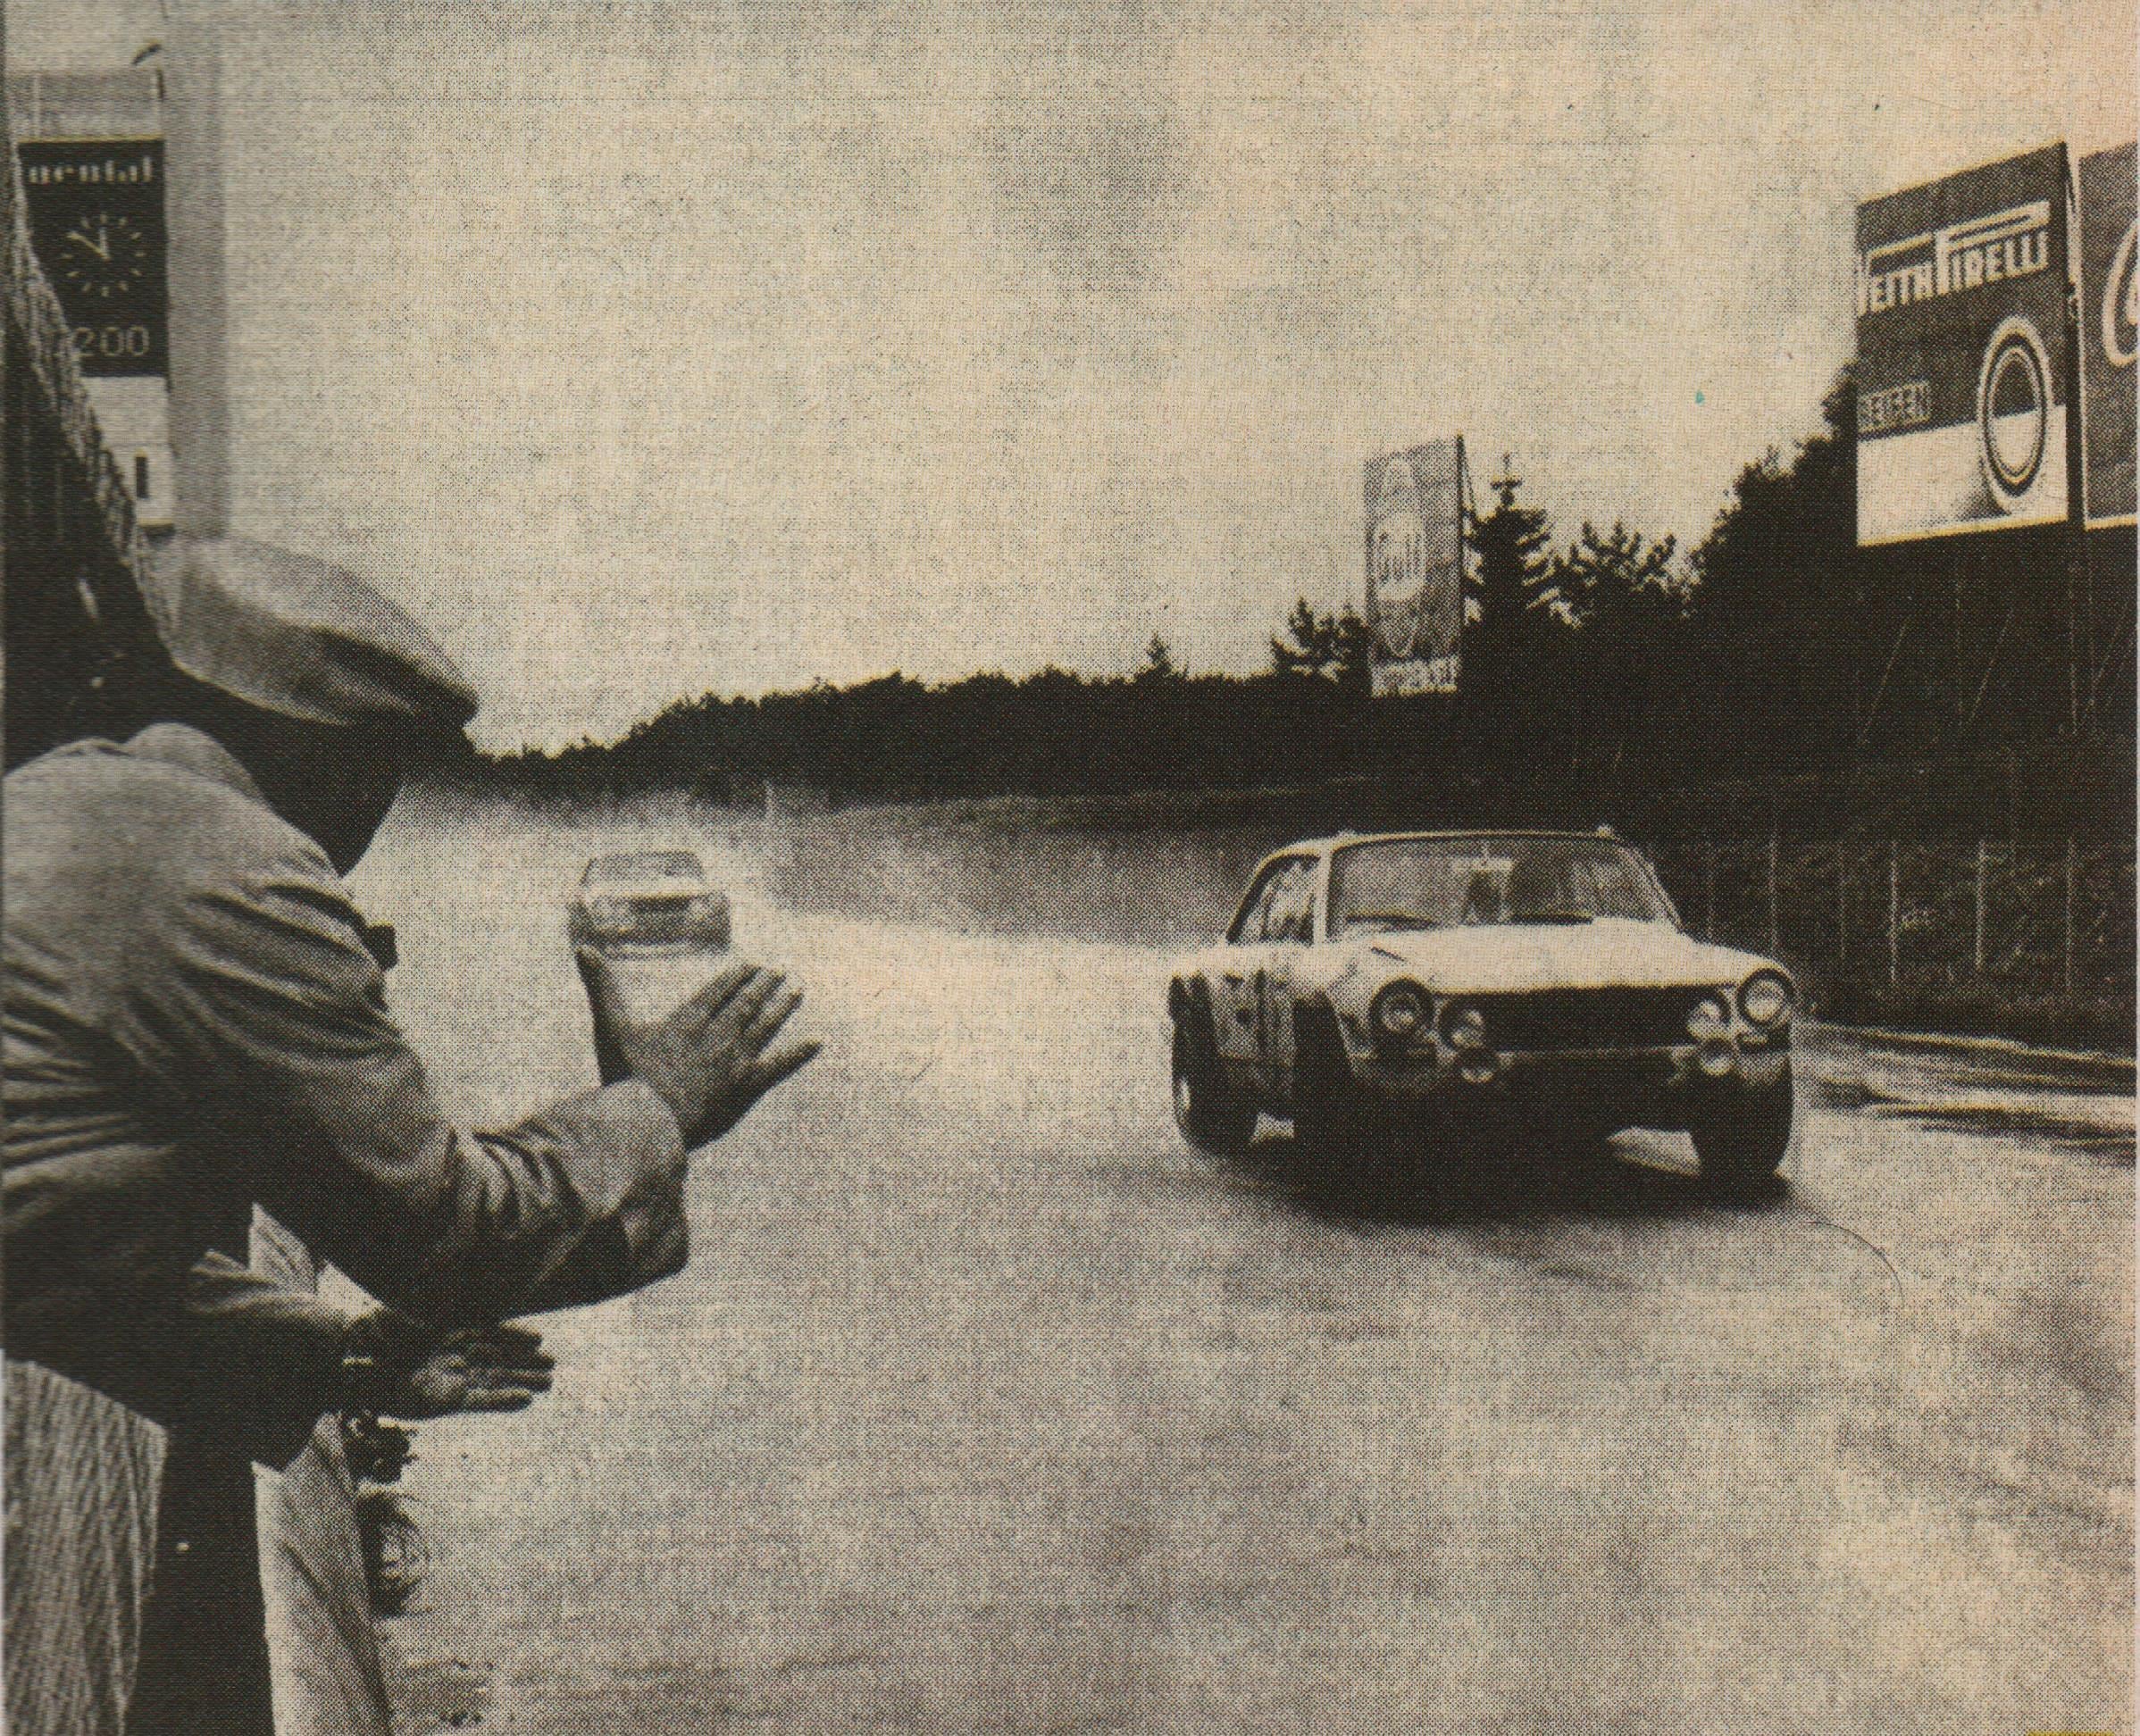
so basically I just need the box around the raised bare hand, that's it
[577,949,819,1148]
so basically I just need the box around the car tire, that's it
[1691,1072,1793,1200]
[1289,1007,1383,1189]
[1172,1011,1257,1157]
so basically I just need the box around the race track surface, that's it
[358,808,2134,1735]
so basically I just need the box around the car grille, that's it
[1469,988,1705,1051]
[625,897,695,939]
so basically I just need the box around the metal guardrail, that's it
[1648,837,2137,1001]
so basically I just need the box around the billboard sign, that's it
[1364,438,1464,696]
[2077,141,2136,528]
[16,138,168,379]
[1855,145,2071,546]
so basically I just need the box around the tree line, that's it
[478,370,2135,830]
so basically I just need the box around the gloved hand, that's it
[576,950,818,1148]
[340,1309,555,1419]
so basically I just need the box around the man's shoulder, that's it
[7,734,340,901]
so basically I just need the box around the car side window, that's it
[1261,860,1317,943]
[1256,867,1297,942]
[1259,868,1288,943]
[1228,864,1288,943]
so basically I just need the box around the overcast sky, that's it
[13,0,2134,747]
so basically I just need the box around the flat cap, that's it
[145,535,479,734]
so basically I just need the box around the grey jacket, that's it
[4,724,688,1464]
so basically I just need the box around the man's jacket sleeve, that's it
[42,1252,352,1470]
[176,1253,352,1468]
[112,840,690,1325]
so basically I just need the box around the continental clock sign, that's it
[17,138,168,379]
[1854,144,2071,546]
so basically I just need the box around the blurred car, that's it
[1166,830,1794,1195]
[568,848,731,956]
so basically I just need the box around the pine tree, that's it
[1270,598,1337,675]
[1139,632,1180,681]
[1461,460,1561,792]
[1685,365,1861,764]
[1467,458,1555,673]
[1333,605,1375,698]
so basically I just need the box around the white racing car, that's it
[1167,830,1795,1196]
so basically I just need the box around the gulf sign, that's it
[1855,145,2070,546]
[2078,142,2136,528]
[1364,438,1464,697]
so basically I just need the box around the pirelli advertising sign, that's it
[1364,438,1465,697]
[1855,145,2071,546]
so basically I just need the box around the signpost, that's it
[1364,438,1465,697]
[11,71,175,530]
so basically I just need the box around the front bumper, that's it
[569,910,728,953]
[581,931,727,957]
[1348,1033,1789,1126]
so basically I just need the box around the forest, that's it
[473,371,2136,845]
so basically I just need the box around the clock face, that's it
[56,209,152,303]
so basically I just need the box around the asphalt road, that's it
[358,807,2134,1735]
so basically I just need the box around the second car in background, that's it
[569,849,731,955]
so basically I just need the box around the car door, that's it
[1212,864,1286,1070]
[1256,858,1317,1089]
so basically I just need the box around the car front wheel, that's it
[1173,1013,1257,1156]
[1691,1072,1793,1199]
[1289,1008,1386,1189]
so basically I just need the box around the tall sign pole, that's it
[160,0,230,538]
[2063,159,2087,733]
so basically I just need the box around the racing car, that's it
[1166,830,1794,1195]
[568,848,731,956]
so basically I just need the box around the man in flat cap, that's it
[4,537,817,1735]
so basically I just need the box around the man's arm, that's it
[113,840,805,1325]
[97,1253,352,1468]
[75,1255,554,1469]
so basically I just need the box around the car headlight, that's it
[1439,1000,1487,1049]
[1372,981,1430,1041]
[687,895,718,918]
[590,896,629,926]
[1738,971,1793,1028]
[1687,995,1731,1040]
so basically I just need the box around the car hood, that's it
[1337,920,1778,993]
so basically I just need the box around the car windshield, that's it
[589,850,703,882]
[1328,836,1673,933]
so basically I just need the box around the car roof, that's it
[584,848,706,878]
[1236,832,1640,903]
[1268,829,1628,860]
